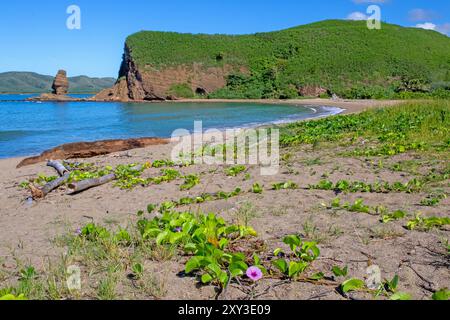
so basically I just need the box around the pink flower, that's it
[246,266,263,281]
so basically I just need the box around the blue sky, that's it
[0,0,448,78]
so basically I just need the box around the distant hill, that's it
[0,72,116,94]
[115,19,450,100]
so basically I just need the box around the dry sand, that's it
[0,98,448,300]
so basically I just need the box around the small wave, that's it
[172,105,344,136]
[317,105,345,115]
[0,128,64,141]
[264,105,344,125]
[0,130,32,141]
[307,106,318,114]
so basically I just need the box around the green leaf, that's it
[229,266,245,277]
[143,227,162,239]
[302,242,320,260]
[309,272,325,281]
[288,261,302,278]
[341,278,365,293]
[253,253,261,266]
[132,263,144,275]
[229,254,248,277]
[432,289,450,300]
[230,252,246,263]
[283,235,301,249]
[156,230,169,245]
[184,243,197,253]
[219,272,229,287]
[219,238,229,249]
[172,232,186,245]
[185,257,201,274]
[252,183,263,194]
[288,261,308,278]
[382,210,406,223]
[207,263,223,277]
[0,294,26,300]
[224,225,239,234]
[390,292,412,300]
[388,275,399,292]
[332,266,348,278]
[273,248,283,257]
[242,226,258,237]
[331,197,341,208]
[201,274,213,284]
[230,261,248,273]
[272,259,288,274]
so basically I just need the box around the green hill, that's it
[125,20,450,99]
[0,72,116,94]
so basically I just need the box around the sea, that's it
[0,94,343,158]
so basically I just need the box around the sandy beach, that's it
[0,98,448,300]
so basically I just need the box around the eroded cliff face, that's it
[94,44,232,101]
[92,77,131,102]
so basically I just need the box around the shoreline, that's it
[0,99,403,164]
[167,98,403,115]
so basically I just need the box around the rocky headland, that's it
[92,44,233,102]
[27,70,87,102]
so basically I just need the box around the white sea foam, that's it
[216,105,344,130]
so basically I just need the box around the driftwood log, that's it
[47,160,69,176]
[67,173,116,195]
[30,173,71,199]
[30,160,71,199]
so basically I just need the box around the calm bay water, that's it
[0,94,342,158]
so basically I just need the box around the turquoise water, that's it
[0,95,342,158]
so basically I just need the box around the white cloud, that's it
[415,22,450,36]
[347,12,368,21]
[409,9,438,22]
[415,22,436,30]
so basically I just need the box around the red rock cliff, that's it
[93,44,233,102]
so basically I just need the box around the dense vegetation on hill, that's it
[126,20,450,99]
[0,72,116,94]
